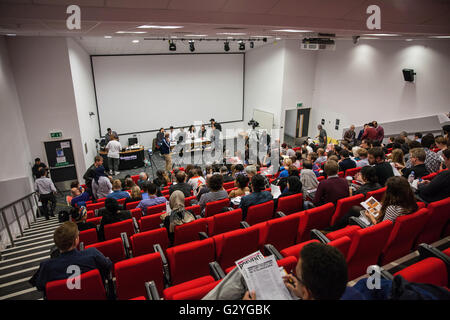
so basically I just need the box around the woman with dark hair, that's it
[98,198,132,241]
[153,169,170,189]
[71,206,96,232]
[351,166,382,197]
[228,174,250,198]
[198,124,207,139]
[325,176,418,232]
[187,125,196,140]
[91,166,112,200]
[279,176,303,198]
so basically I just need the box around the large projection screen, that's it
[91,53,244,135]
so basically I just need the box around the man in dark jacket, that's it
[169,171,193,197]
[416,149,450,203]
[83,155,104,198]
[98,198,131,241]
[239,174,273,220]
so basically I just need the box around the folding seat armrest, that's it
[153,244,171,286]
[106,270,116,300]
[79,242,84,251]
[159,223,164,228]
[94,209,98,216]
[276,211,286,218]
[132,217,140,233]
[310,229,330,244]
[195,215,202,220]
[199,232,209,240]
[380,267,394,281]
[240,221,250,228]
[349,216,369,229]
[209,261,226,280]
[120,232,131,258]
[264,244,284,260]
[145,281,160,300]
[418,243,450,265]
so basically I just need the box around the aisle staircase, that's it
[0,216,61,300]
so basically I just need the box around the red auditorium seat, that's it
[115,252,165,300]
[414,197,450,247]
[130,208,143,221]
[257,213,300,252]
[86,217,102,226]
[280,240,320,259]
[365,187,387,202]
[173,219,208,246]
[147,203,167,215]
[277,256,298,274]
[131,175,140,184]
[46,269,106,300]
[170,280,221,300]
[343,220,393,280]
[394,257,448,287]
[78,228,98,248]
[317,176,325,182]
[297,203,335,243]
[126,201,141,210]
[213,227,260,273]
[345,167,362,178]
[204,198,230,218]
[130,228,170,257]
[184,196,197,207]
[338,171,345,178]
[206,209,242,236]
[276,193,303,215]
[86,202,105,212]
[280,236,352,261]
[185,204,201,217]
[85,238,126,264]
[443,248,450,257]
[117,198,126,206]
[165,238,216,286]
[421,172,438,181]
[139,213,163,232]
[379,208,429,265]
[86,210,96,219]
[104,219,135,241]
[223,181,236,190]
[331,194,365,226]
[246,201,274,226]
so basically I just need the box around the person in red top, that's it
[361,122,378,141]
[373,121,384,143]
[313,160,349,206]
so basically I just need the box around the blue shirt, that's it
[71,192,90,208]
[239,191,273,220]
[137,196,167,213]
[33,248,112,292]
[279,170,289,178]
[106,190,130,200]
[142,193,149,200]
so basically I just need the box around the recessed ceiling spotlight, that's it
[271,29,312,33]
[217,32,247,36]
[132,39,139,43]
[360,37,380,39]
[275,37,281,40]
[185,34,208,37]
[6,34,16,36]
[252,35,271,38]
[104,36,112,39]
[170,36,178,39]
[137,25,183,29]
[429,35,450,39]
[116,31,147,34]
[363,33,400,36]
[405,39,413,42]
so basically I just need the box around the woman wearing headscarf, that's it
[91,166,112,200]
[160,190,195,245]
[98,198,132,241]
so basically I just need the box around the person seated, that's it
[136,183,167,213]
[279,158,292,178]
[404,140,422,163]
[315,148,327,164]
[228,174,250,199]
[407,134,441,173]
[306,152,321,177]
[220,166,235,183]
[98,198,132,241]
[414,132,422,143]
[368,147,394,186]
[355,148,369,168]
[91,166,112,200]
[106,180,131,200]
[278,175,302,198]
[232,163,246,178]
[70,187,90,208]
[160,191,195,245]
[141,181,149,200]
[300,160,319,197]
[292,153,302,169]
[137,172,149,189]
[435,136,448,160]
[122,177,135,191]
[351,166,382,197]
[326,176,418,231]
[338,149,356,173]
[123,185,143,208]
[312,160,349,207]
[401,148,429,179]
[70,206,96,232]
[416,149,450,203]
[199,174,229,215]
[239,174,273,220]
[31,221,112,292]
[389,148,406,173]
[169,170,193,197]
[188,168,207,197]
[385,136,396,150]
[153,169,170,189]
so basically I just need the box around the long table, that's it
[99,147,145,170]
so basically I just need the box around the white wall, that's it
[67,38,100,168]
[7,37,86,183]
[310,39,450,139]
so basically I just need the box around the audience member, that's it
[83,155,104,198]
[70,206,96,232]
[106,179,131,200]
[435,136,448,160]
[368,147,394,186]
[34,168,57,220]
[389,148,406,173]
[160,191,195,244]
[98,198,132,241]
[228,174,250,198]
[188,168,207,196]
[220,166,234,182]
[199,174,228,215]
[401,148,429,179]
[299,160,319,197]
[355,148,369,168]
[136,183,167,213]
[123,185,143,208]
[373,121,384,143]
[153,169,170,189]
[312,161,349,207]
[416,149,450,203]
[343,125,356,146]
[351,166,382,197]
[122,177,135,190]
[414,132,423,143]
[169,171,193,197]
[246,165,270,189]
[315,148,327,164]
[239,174,273,220]
[338,149,356,173]
[70,187,90,208]
[362,123,378,141]
[137,172,149,189]
[405,134,440,173]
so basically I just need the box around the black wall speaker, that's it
[402,69,416,82]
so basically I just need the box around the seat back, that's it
[415,197,450,246]
[223,181,236,190]
[78,228,98,248]
[130,228,170,257]
[126,201,141,210]
[246,201,274,226]
[263,214,300,251]
[46,269,106,300]
[209,209,243,236]
[86,238,126,264]
[171,280,221,300]
[185,196,197,207]
[214,228,260,270]
[139,213,163,232]
[345,167,362,178]
[104,219,135,241]
[166,238,216,285]
[204,198,230,218]
[280,240,320,259]
[421,172,438,181]
[115,252,164,300]
[147,203,167,215]
[277,193,303,215]
[365,187,387,202]
[86,217,102,226]
[346,220,393,280]
[328,236,352,260]
[331,194,365,225]
[86,202,105,212]
[131,175,140,184]
[297,203,335,243]
[394,257,448,287]
[86,210,96,219]
[338,171,345,178]
[173,219,208,246]
[130,208,143,221]
[380,208,429,265]
[186,205,201,217]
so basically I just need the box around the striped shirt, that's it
[405,148,441,173]
[34,177,56,194]
[382,205,409,223]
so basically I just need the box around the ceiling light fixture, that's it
[189,40,195,52]
[116,31,147,34]
[132,39,139,43]
[272,29,312,33]
[224,41,230,52]
[104,36,112,39]
[363,33,400,36]
[169,40,176,51]
[429,35,450,39]
[137,25,183,29]
[185,34,208,37]
[6,33,17,36]
[217,32,247,36]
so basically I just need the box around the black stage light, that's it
[250,41,254,48]
[169,40,176,51]
[189,40,195,52]
[224,41,230,52]
[238,41,245,51]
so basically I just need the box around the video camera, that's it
[248,119,260,130]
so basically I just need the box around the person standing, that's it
[168,126,177,143]
[198,124,207,139]
[316,125,328,147]
[362,123,378,141]
[373,121,384,144]
[35,168,57,220]
[210,118,222,132]
[161,133,172,173]
[105,136,121,175]
[104,128,118,144]
[83,155,104,198]
[32,158,47,180]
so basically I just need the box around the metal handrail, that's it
[0,192,39,250]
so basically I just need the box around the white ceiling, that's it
[0,0,449,54]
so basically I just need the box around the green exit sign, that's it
[297,102,303,107]
[50,132,62,138]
